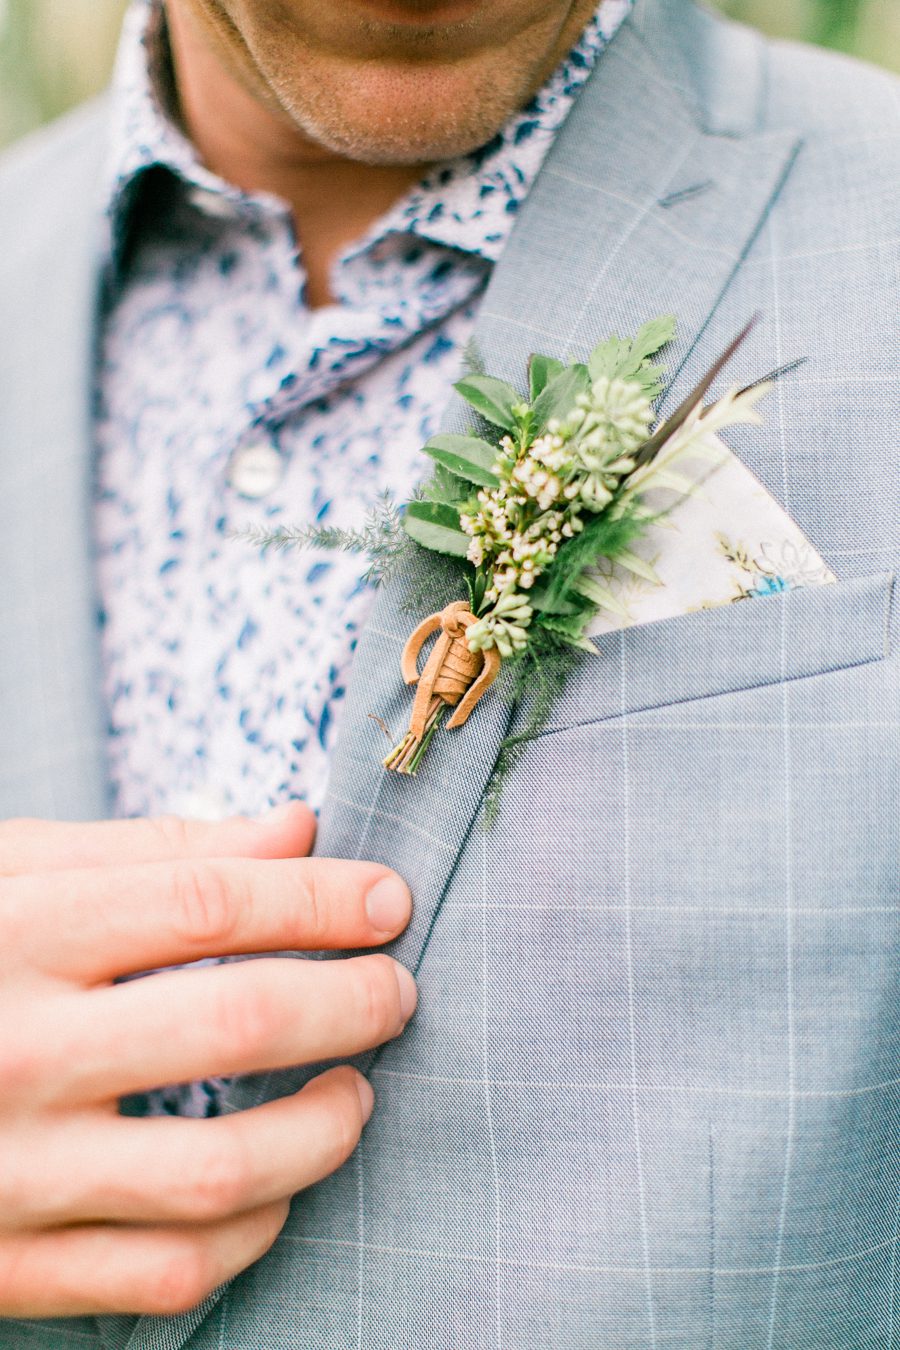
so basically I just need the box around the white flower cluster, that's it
[559,376,654,511]
[460,374,653,655]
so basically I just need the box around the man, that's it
[0,0,897,1345]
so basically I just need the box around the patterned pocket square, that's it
[585,440,836,636]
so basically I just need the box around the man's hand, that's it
[0,806,416,1319]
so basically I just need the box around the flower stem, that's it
[383,698,446,775]
[407,704,446,773]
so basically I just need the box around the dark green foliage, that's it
[531,363,590,433]
[528,352,565,401]
[420,463,471,507]
[537,608,597,641]
[399,551,471,617]
[404,500,471,557]
[453,374,523,431]
[421,433,501,488]
[811,0,864,48]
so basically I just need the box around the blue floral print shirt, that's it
[93,0,634,826]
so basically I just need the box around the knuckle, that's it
[208,975,278,1067]
[0,1034,43,1104]
[151,814,193,856]
[0,877,40,974]
[0,878,24,942]
[0,816,38,837]
[169,861,238,951]
[0,817,37,840]
[182,1134,253,1222]
[354,955,402,1040]
[299,861,328,945]
[0,1151,51,1227]
[144,1241,216,1316]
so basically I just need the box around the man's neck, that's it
[166,4,426,308]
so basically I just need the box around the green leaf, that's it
[587,335,632,382]
[529,577,594,617]
[454,375,521,431]
[532,364,590,433]
[460,336,486,377]
[536,610,596,651]
[614,549,662,585]
[623,315,677,371]
[588,315,676,399]
[422,434,500,488]
[572,574,631,617]
[528,352,565,401]
[403,501,472,558]
[420,463,470,506]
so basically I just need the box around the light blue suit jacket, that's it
[1,1,898,1345]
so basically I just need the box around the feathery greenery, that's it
[234,493,411,585]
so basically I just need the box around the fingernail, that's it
[393,962,418,1024]
[365,876,412,936]
[355,1074,375,1125]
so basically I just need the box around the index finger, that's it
[0,804,317,878]
[5,856,413,983]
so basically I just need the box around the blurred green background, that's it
[1,0,899,149]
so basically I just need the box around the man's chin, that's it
[284,111,504,168]
[269,61,528,167]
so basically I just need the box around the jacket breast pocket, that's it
[529,570,894,734]
[403,570,898,1327]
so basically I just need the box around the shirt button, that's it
[186,185,242,220]
[228,441,284,498]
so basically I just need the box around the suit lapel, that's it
[0,107,110,821]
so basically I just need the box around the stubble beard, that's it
[264,63,534,166]
[215,6,586,166]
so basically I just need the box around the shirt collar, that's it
[105,0,634,275]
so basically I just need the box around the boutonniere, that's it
[244,316,770,795]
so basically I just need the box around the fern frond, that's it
[232,493,411,583]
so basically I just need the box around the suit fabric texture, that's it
[0,0,898,1345]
